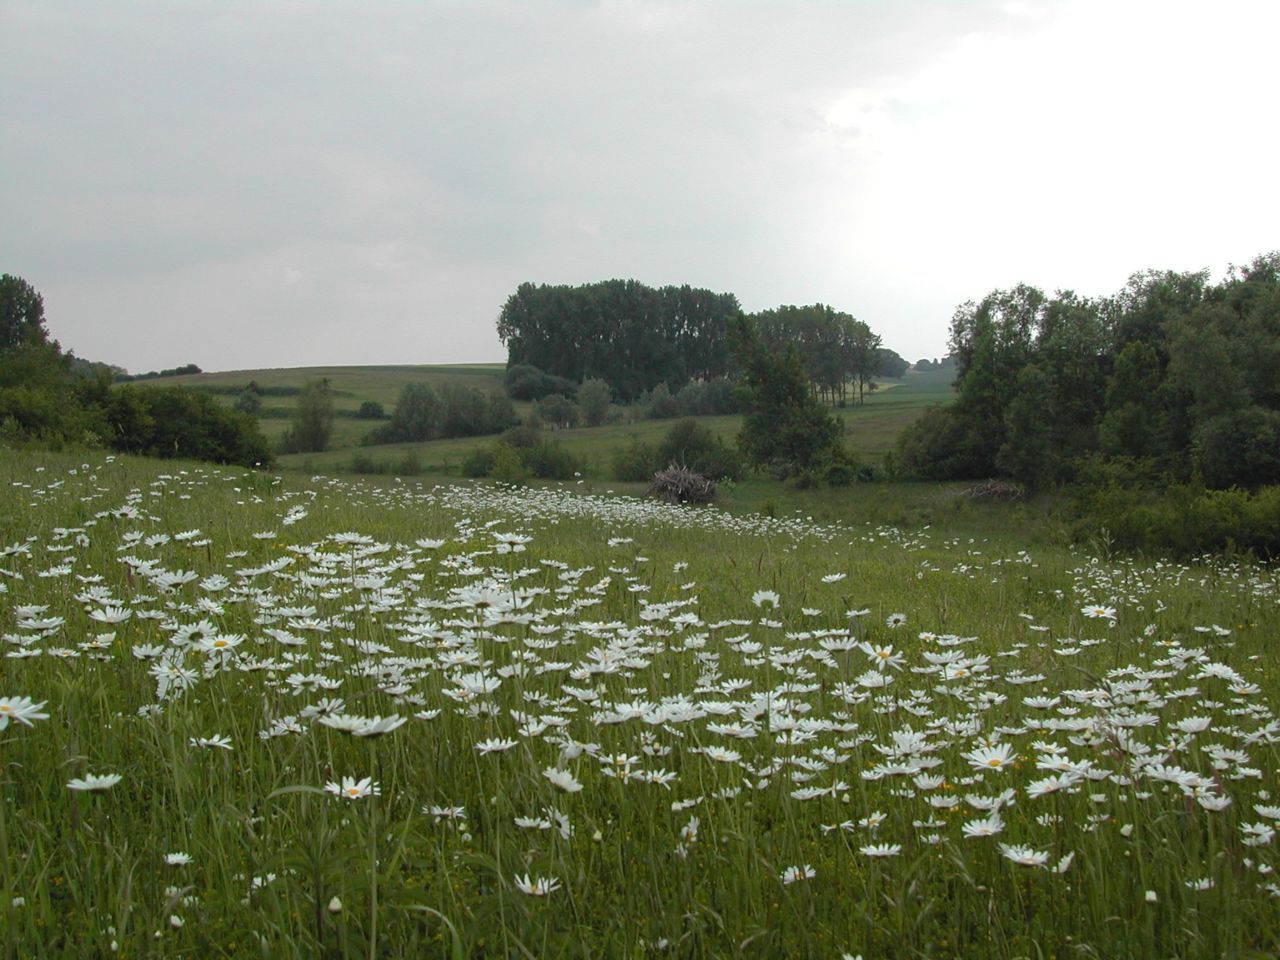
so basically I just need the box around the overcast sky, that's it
[3,0,1278,373]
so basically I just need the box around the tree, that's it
[0,274,48,352]
[647,382,679,419]
[234,384,262,414]
[730,317,846,478]
[534,393,579,429]
[383,383,439,442]
[578,378,612,426]
[283,379,334,452]
[996,363,1054,489]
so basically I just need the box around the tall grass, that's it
[0,450,1275,957]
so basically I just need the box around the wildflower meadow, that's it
[1,451,1277,957]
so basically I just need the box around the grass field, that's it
[154,364,510,448]
[1,449,1276,957]
[246,366,959,477]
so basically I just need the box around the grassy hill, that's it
[132,363,955,476]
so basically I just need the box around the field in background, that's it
[138,363,955,474]
[228,366,957,476]
[160,363,509,447]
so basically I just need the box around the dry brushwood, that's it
[959,479,1026,503]
[647,464,716,505]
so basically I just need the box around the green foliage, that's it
[608,420,742,483]
[371,382,515,445]
[466,427,582,481]
[653,418,743,480]
[577,377,612,426]
[646,382,679,419]
[355,400,385,420]
[675,377,737,416]
[281,379,335,453]
[750,304,883,404]
[503,363,578,402]
[234,385,262,414]
[611,437,659,482]
[103,385,272,466]
[907,251,1280,491]
[1070,480,1280,559]
[1191,406,1280,489]
[113,362,202,382]
[378,382,439,443]
[498,280,740,400]
[0,274,49,351]
[732,317,847,479]
[996,363,1055,490]
[532,393,579,429]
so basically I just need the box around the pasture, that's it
[246,366,958,476]
[1,450,1276,957]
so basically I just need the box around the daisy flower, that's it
[860,843,902,858]
[964,743,1016,772]
[543,767,583,793]
[67,773,122,792]
[1081,604,1117,620]
[164,852,193,866]
[998,843,1049,867]
[189,734,233,750]
[0,696,49,730]
[324,777,380,801]
[513,873,561,896]
[751,590,780,610]
[780,864,816,884]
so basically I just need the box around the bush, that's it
[520,437,580,479]
[465,429,582,482]
[578,378,612,426]
[1069,481,1280,559]
[505,364,578,401]
[534,393,579,429]
[355,400,385,420]
[612,438,659,482]
[461,446,495,478]
[648,382,680,419]
[655,419,743,481]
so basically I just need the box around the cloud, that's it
[2,0,1276,371]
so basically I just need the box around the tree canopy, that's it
[497,280,741,401]
[898,252,1280,490]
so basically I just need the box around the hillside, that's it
[125,362,955,477]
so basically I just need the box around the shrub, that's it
[505,364,577,401]
[612,438,658,482]
[534,393,579,429]
[461,446,494,478]
[520,437,580,479]
[648,383,679,419]
[465,429,582,482]
[355,400,385,420]
[655,419,743,481]
[578,378,612,426]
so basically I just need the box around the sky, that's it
[3,0,1278,374]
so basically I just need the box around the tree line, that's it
[898,253,1280,491]
[0,274,271,467]
[496,279,904,403]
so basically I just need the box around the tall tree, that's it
[730,317,845,477]
[284,379,334,453]
[0,274,48,352]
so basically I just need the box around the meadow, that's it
[1,450,1277,958]
[154,364,954,475]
